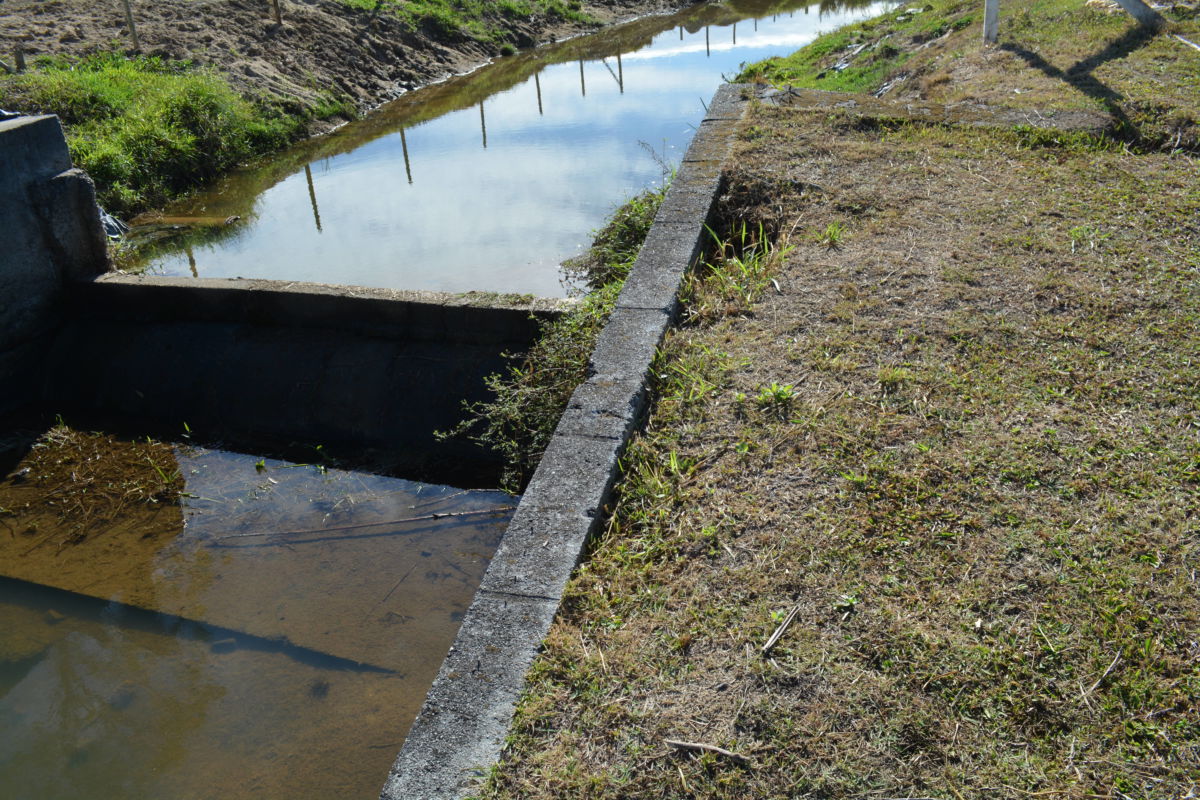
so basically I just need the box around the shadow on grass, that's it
[1000,24,1159,134]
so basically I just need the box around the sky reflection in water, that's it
[140,0,891,296]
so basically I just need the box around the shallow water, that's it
[133,0,891,297]
[0,441,513,799]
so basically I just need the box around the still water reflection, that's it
[134,0,891,297]
[0,443,513,799]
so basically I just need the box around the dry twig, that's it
[664,738,752,766]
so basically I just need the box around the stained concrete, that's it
[0,115,107,416]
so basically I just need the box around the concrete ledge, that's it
[380,84,750,800]
[75,274,569,347]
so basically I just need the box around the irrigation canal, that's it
[132,0,890,297]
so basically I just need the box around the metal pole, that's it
[479,101,487,149]
[579,59,585,97]
[982,0,999,44]
[120,0,141,51]
[616,52,623,94]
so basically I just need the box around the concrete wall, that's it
[41,275,567,485]
[0,115,107,417]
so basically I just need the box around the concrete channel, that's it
[2,83,1114,796]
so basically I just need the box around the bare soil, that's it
[0,0,693,112]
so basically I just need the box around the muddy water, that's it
[132,0,890,296]
[0,435,513,799]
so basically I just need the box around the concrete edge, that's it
[73,274,573,347]
[378,82,751,800]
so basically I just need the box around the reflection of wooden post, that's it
[733,22,737,45]
[679,25,683,40]
[982,0,999,43]
[400,127,413,183]
[120,0,141,51]
[186,245,198,278]
[304,163,322,233]
[616,52,623,94]
[479,101,487,149]
[579,59,585,97]
[534,72,543,115]
[705,26,710,57]
[270,0,283,24]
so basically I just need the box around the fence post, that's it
[14,46,25,72]
[982,0,999,44]
[120,0,141,51]
[271,0,283,24]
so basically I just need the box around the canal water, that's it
[133,0,889,297]
[0,431,513,800]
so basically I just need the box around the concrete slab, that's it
[617,222,707,313]
[477,505,599,600]
[555,372,649,442]
[589,306,673,375]
[519,432,626,517]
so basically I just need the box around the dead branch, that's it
[664,739,751,766]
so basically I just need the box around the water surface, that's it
[134,0,891,296]
[0,438,513,799]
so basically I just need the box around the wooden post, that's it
[982,0,999,44]
[120,0,141,51]
[534,71,543,115]
[270,0,283,25]
[14,46,26,73]
[400,127,413,183]
[479,101,486,149]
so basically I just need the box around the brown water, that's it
[0,433,513,799]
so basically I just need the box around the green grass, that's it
[0,53,350,214]
[337,0,594,47]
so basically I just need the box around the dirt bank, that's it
[0,0,695,112]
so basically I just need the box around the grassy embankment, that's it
[479,0,1200,798]
[0,0,597,216]
[0,53,350,216]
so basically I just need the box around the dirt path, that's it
[0,0,693,111]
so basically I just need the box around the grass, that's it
[0,53,351,214]
[479,1,1200,794]
[337,0,595,47]
[441,184,667,492]
[736,0,1200,151]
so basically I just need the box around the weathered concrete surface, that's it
[380,82,751,800]
[0,115,107,416]
[78,274,568,346]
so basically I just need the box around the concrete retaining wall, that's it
[0,115,107,417]
[42,275,568,484]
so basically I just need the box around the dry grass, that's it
[481,99,1199,799]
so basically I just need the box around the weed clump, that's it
[0,53,351,215]
[442,185,666,492]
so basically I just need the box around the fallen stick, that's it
[664,739,751,766]
[762,603,800,655]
